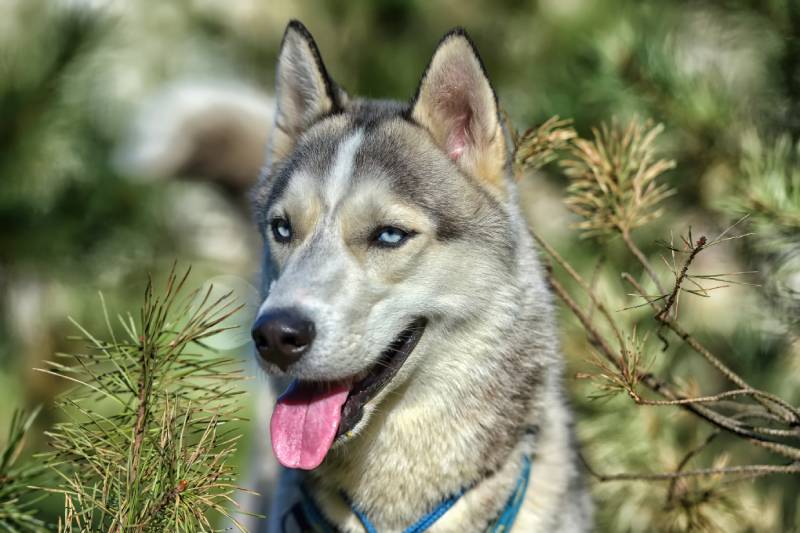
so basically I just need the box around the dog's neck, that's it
[309,421,538,532]
[306,225,559,531]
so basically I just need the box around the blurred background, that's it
[1,0,799,530]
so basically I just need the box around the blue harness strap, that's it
[345,486,467,533]
[287,455,532,533]
[488,455,532,532]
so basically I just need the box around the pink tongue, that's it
[270,380,350,470]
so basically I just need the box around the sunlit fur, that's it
[251,21,593,532]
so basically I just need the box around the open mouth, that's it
[269,318,427,470]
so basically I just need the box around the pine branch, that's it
[39,265,255,532]
[509,115,577,176]
[558,118,676,238]
[517,116,800,517]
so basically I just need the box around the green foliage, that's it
[40,268,251,532]
[724,132,800,332]
[0,408,46,532]
[734,132,800,231]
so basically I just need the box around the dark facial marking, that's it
[253,121,342,233]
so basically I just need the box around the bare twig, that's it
[623,273,800,424]
[583,461,800,483]
[667,431,720,503]
[622,229,667,297]
[533,230,627,354]
[656,235,706,322]
[545,268,785,444]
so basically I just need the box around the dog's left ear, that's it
[411,30,507,195]
[270,20,346,165]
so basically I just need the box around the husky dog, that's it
[251,20,593,533]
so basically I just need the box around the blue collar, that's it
[286,455,532,533]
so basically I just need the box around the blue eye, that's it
[271,217,292,243]
[373,226,411,248]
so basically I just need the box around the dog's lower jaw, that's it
[304,372,590,533]
[301,331,589,532]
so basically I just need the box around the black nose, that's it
[251,309,315,370]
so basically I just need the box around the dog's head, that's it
[252,21,518,470]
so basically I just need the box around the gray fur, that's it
[251,20,593,532]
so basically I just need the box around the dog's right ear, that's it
[269,21,344,164]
